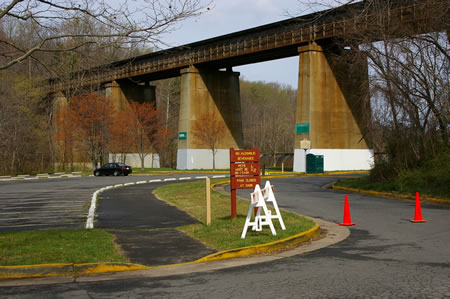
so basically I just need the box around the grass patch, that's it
[0,229,127,266]
[154,180,315,251]
[334,153,450,200]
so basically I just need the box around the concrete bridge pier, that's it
[293,43,374,172]
[177,66,243,170]
[104,80,156,112]
[104,80,157,167]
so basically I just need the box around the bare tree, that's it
[0,72,50,175]
[240,80,296,165]
[191,111,227,170]
[155,77,181,167]
[66,92,115,169]
[0,0,211,71]
[121,101,165,170]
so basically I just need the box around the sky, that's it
[157,0,313,88]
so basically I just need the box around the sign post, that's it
[205,177,211,226]
[229,148,260,218]
[300,138,311,173]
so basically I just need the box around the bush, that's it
[337,148,450,199]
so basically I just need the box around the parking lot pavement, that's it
[0,183,91,232]
[0,173,83,182]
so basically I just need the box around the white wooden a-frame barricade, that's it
[262,181,286,230]
[241,184,276,239]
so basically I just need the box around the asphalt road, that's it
[1,175,449,298]
[0,173,226,232]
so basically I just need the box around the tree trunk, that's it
[141,156,145,170]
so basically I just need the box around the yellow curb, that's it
[0,263,150,280]
[74,263,150,275]
[0,263,73,279]
[332,184,450,205]
[195,223,320,263]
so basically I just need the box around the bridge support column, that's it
[104,80,156,167]
[177,66,243,170]
[105,80,156,112]
[293,43,373,172]
[52,92,70,171]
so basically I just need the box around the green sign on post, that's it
[296,123,310,134]
[178,132,187,140]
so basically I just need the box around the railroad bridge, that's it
[50,0,446,171]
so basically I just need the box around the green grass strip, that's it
[0,229,127,266]
[154,179,315,251]
[334,176,450,200]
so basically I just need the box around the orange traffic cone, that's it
[339,195,356,226]
[410,192,427,223]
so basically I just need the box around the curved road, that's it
[1,175,449,298]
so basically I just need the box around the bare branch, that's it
[0,0,212,70]
[0,0,24,19]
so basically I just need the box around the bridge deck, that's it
[48,0,443,92]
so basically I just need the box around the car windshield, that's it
[118,163,127,167]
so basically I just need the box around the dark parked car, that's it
[94,163,132,176]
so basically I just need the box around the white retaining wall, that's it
[177,149,229,170]
[293,149,374,172]
[109,153,160,169]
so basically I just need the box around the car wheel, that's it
[94,171,100,176]
[124,173,128,176]
[113,170,120,176]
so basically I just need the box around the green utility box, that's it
[306,154,324,173]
